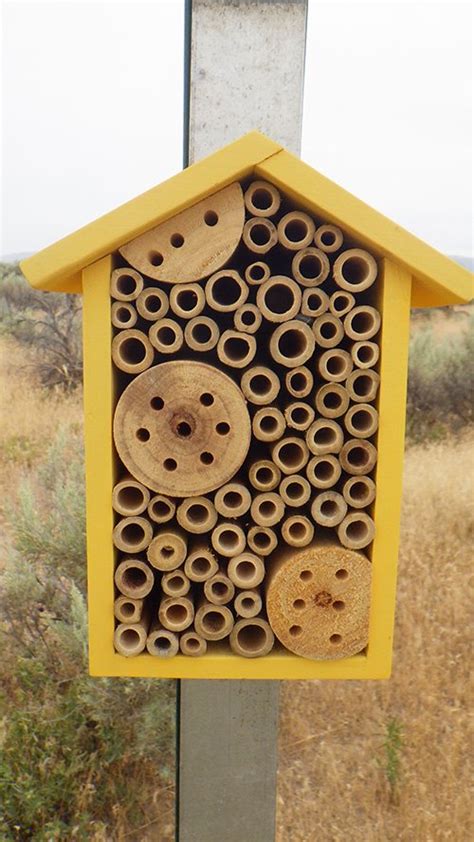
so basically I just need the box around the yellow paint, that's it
[21,133,471,307]
[83,253,410,679]
[20,132,282,294]
[256,150,472,307]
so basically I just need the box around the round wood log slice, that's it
[113,360,251,496]
[118,183,244,283]
[266,541,371,660]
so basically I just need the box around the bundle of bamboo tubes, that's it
[110,179,381,660]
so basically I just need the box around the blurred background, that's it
[1,1,472,839]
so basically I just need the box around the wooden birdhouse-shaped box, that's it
[21,133,472,680]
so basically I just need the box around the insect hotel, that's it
[21,132,471,680]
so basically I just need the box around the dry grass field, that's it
[1,304,473,839]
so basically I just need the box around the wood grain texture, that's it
[119,183,245,283]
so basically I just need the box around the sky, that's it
[1,0,473,258]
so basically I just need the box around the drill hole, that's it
[300,570,312,582]
[136,428,150,442]
[293,599,306,610]
[170,232,184,248]
[330,633,342,644]
[200,451,214,465]
[177,421,192,438]
[289,624,302,637]
[333,601,345,611]
[216,422,230,436]
[200,392,214,406]
[149,251,164,266]
[335,568,348,580]
[164,458,177,471]
[150,396,164,410]
[204,210,218,226]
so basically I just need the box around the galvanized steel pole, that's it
[178,3,308,840]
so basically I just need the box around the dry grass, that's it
[277,431,474,842]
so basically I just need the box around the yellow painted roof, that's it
[20,131,472,307]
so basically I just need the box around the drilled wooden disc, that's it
[266,541,371,659]
[119,183,244,283]
[113,360,251,496]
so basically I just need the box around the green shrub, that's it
[407,311,474,440]
[0,262,82,390]
[0,432,175,840]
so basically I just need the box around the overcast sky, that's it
[2,0,472,258]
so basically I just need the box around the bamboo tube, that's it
[211,522,246,557]
[112,477,150,517]
[338,512,375,550]
[339,439,378,475]
[265,539,371,659]
[194,601,234,641]
[285,366,314,399]
[272,436,309,475]
[184,315,220,352]
[146,623,180,658]
[344,305,381,341]
[329,290,355,318]
[284,401,315,431]
[159,595,194,632]
[112,329,154,374]
[291,247,330,288]
[114,595,143,624]
[114,616,149,656]
[314,223,344,253]
[342,476,376,509]
[136,287,169,321]
[148,494,176,524]
[351,340,380,370]
[248,459,281,492]
[110,267,144,301]
[315,383,350,419]
[114,559,154,599]
[147,529,187,571]
[170,283,206,319]
[318,348,353,383]
[244,180,281,217]
[111,301,137,330]
[177,496,218,534]
[256,276,302,322]
[204,573,235,606]
[234,589,262,619]
[311,491,348,527]
[301,288,330,318]
[241,366,280,405]
[278,212,315,251]
[248,525,278,556]
[281,515,314,547]
[113,516,153,554]
[230,618,274,658]
[279,474,311,507]
[184,542,219,582]
[119,183,244,283]
[243,217,278,254]
[270,320,316,368]
[180,630,207,657]
[205,269,248,312]
[312,314,344,349]
[217,330,256,368]
[234,303,262,334]
[344,404,379,438]
[214,482,252,518]
[227,552,265,589]
[306,419,344,455]
[306,454,342,490]
[250,492,285,527]
[333,248,378,292]
[161,569,191,598]
[346,369,380,403]
[244,261,270,286]
[149,318,184,354]
[252,408,286,442]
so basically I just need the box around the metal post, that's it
[177,3,308,840]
